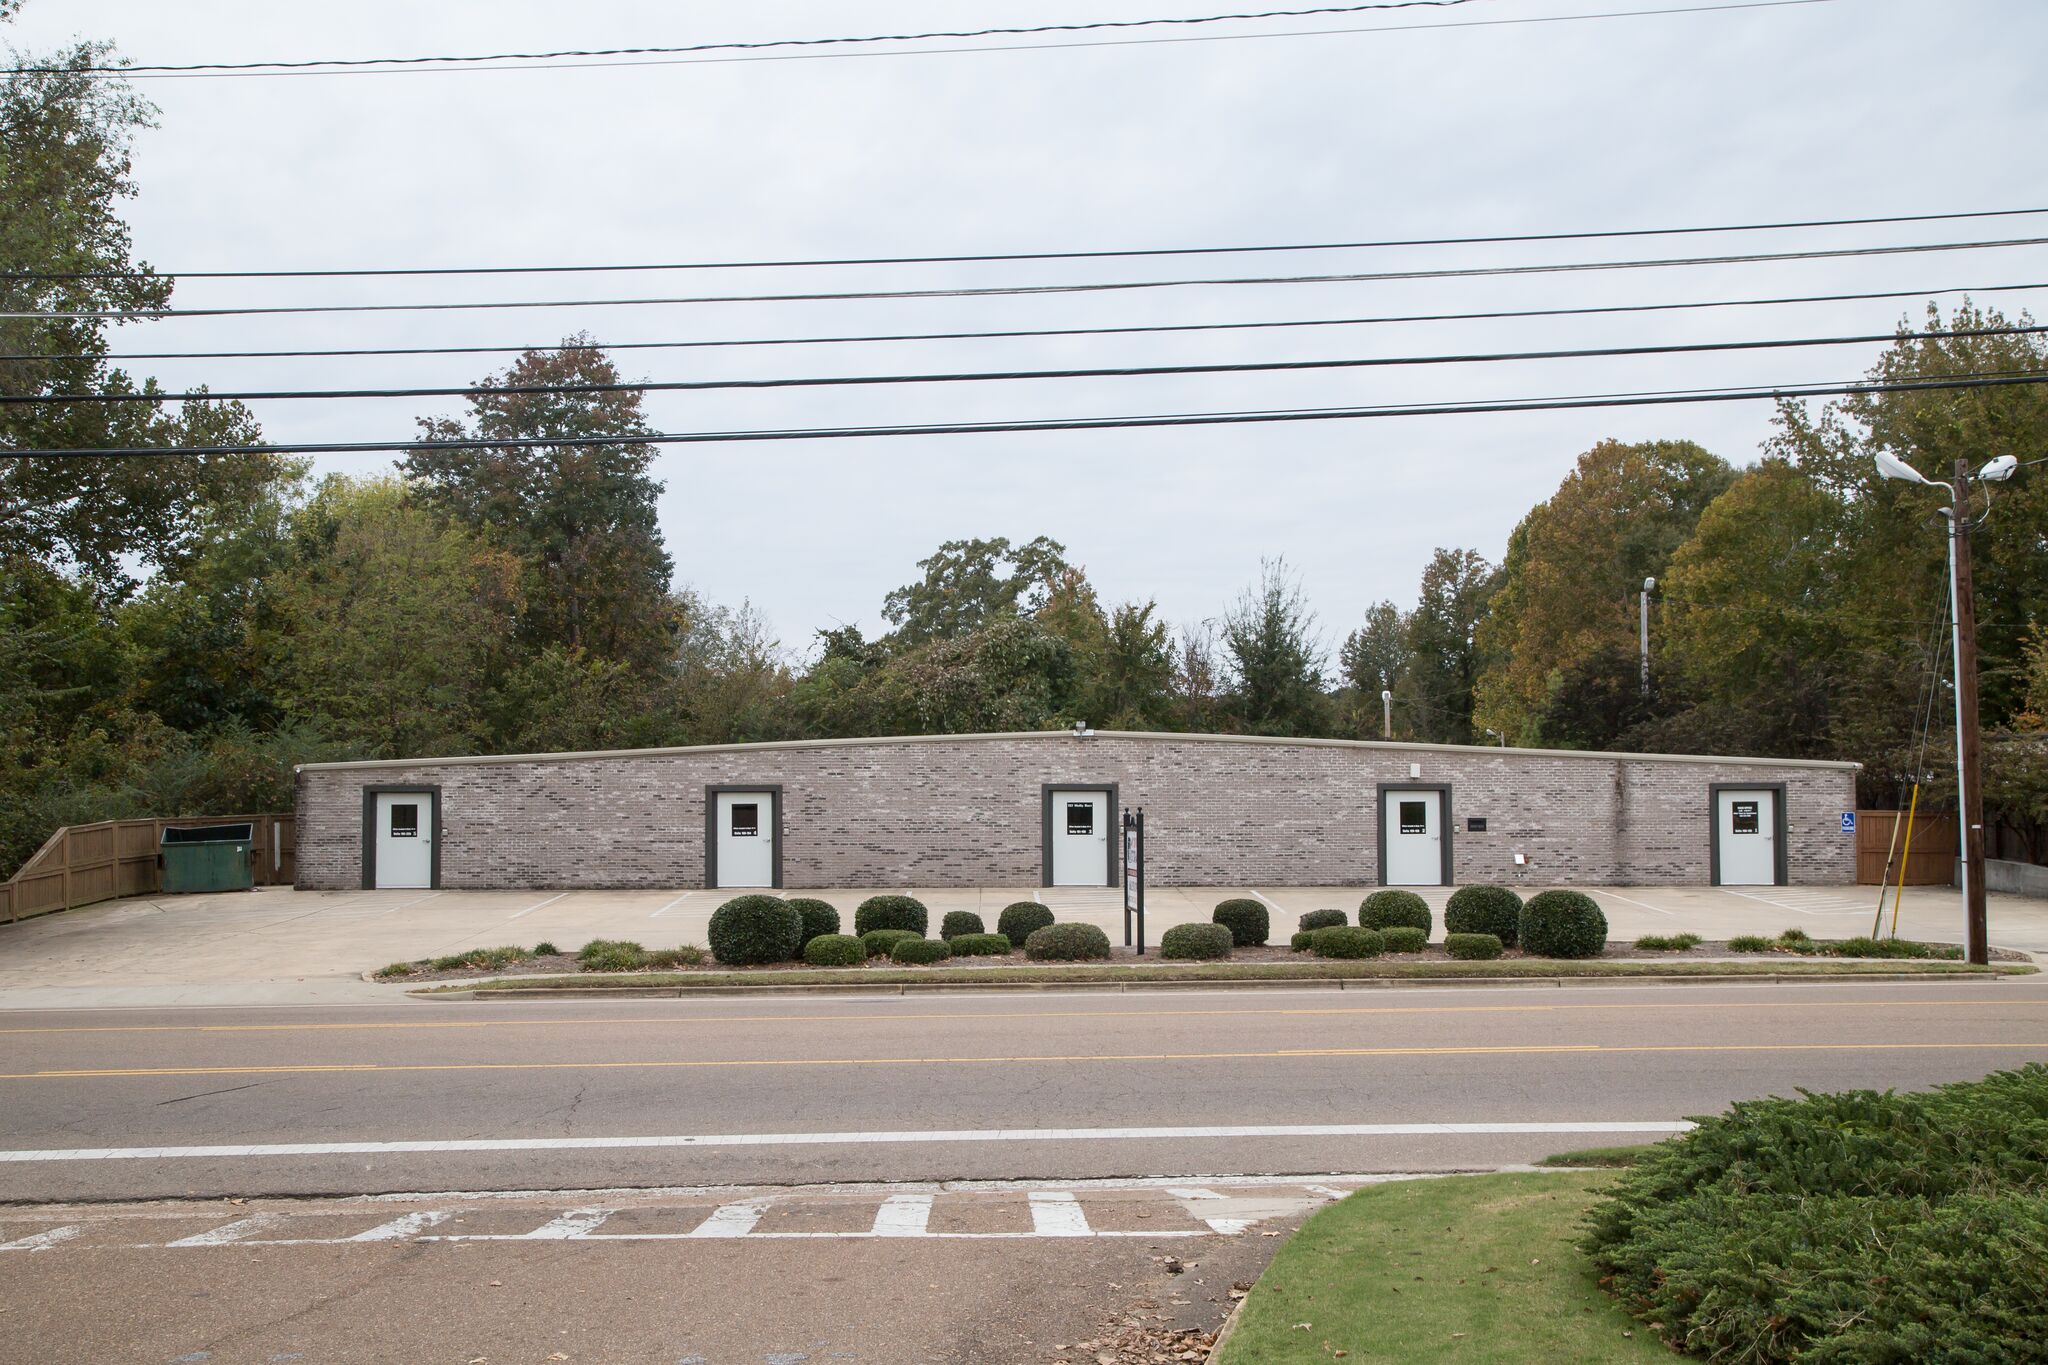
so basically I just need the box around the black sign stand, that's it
[1123,807,1146,955]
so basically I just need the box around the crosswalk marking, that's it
[520,1207,611,1239]
[167,1213,286,1247]
[688,1200,768,1237]
[871,1193,932,1236]
[0,1225,80,1252]
[348,1210,451,1241]
[1027,1191,1092,1237]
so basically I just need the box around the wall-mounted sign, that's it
[1467,817,1488,833]
[731,803,760,837]
[1841,811,1857,834]
[1066,803,1094,836]
[1398,799,1428,835]
[1732,801,1760,834]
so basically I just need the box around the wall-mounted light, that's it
[1072,720,1095,739]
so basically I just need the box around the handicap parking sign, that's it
[1841,811,1856,834]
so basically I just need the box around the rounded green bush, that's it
[947,932,1012,957]
[854,894,929,937]
[785,897,840,947]
[1212,898,1270,946]
[1023,922,1113,961]
[997,901,1055,947]
[1519,890,1609,959]
[1160,923,1234,961]
[1444,885,1523,947]
[1359,889,1432,936]
[1445,932,1503,960]
[708,894,803,965]
[1298,908,1348,933]
[860,927,918,958]
[1289,930,1316,952]
[940,910,985,940]
[802,933,865,967]
[1381,925,1427,954]
[1311,926,1385,959]
[890,937,952,965]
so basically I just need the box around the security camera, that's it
[1980,454,2019,483]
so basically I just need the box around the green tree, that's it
[404,338,675,667]
[881,535,1070,647]
[1221,558,1327,736]
[1400,548,1498,744]
[669,592,794,745]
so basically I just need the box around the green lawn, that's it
[1214,1172,1668,1364]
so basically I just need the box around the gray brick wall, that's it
[295,732,1858,890]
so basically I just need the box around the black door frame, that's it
[360,785,442,890]
[1041,783,1120,888]
[705,784,784,890]
[1708,782,1788,886]
[1375,783,1453,887]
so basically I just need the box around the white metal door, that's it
[1050,789,1110,886]
[1716,789,1777,885]
[714,791,775,888]
[1382,790,1443,886]
[373,792,433,889]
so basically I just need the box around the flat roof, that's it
[297,729,1859,774]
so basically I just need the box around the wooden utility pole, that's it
[1951,458,1989,965]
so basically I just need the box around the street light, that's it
[1874,452,2018,965]
[1380,689,1393,739]
[1639,576,1656,697]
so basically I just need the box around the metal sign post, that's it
[1123,807,1146,955]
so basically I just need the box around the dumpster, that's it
[159,824,255,894]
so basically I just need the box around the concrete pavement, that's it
[0,881,2036,1009]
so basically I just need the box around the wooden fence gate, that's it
[1854,808,1957,886]
[0,815,294,926]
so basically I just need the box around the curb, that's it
[413,969,2012,1002]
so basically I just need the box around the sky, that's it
[10,0,2048,662]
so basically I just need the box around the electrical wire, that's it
[13,281,2043,365]
[10,370,2045,458]
[11,324,2044,407]
[15,206,2042,282]
[17,236,2048,321]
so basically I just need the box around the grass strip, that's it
[1535,1145,1652,1169]
[416,957,2021,993]
[1214,1172,1666,1364]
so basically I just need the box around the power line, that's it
[15,206,2041,282]
[17,236,2048,321]
[12,0,1838,81]
[15,281,2043,365]
[11,371,2044,457]
[12,325,2043,407]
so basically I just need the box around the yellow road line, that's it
[9,1041,2046,1081]
[1,997,2038,1037]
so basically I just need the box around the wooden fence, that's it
[0,814,294,926]
[1855,808,1958,886]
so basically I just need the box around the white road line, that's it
[374,891,446,917]
[0,1225,81,1252]
[1028,1191,1092,1237]
[414,1228,1214,1243]
[871,1192,933,1236]
[348,1210,451,1241]
[521,1207,612,1239]
[1719,888,1803,911]
[509,892,572,921]
[649,892,696,919]
[689,1200,767,1237]
[1247,890,1281,911]
[1591,890,1678,917]
[0,1121,1697,1164]
[167,1213,286,1247]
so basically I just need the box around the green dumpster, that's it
[159,824,255,894]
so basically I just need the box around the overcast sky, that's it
[12,0,2047,660]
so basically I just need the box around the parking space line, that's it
[1591,890,1678,917]
[375,891,446,917]
[509,893,571,921]
[649,892,696,919]
[167,1213,286,1247]
[0,1226,80,1252]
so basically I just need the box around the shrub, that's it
[431,954,470,970]
[940,910,985,940]
[1211,898,1270,947]
[579,942,646,973]
[997,901,1055,947]
[802,934,865,967]
[1584,1065,2048,1363]
[861,927,918,958]
[1445,932,1502,960]
[373,961,420,979]
[577,938,644,964]
[707,894,804,965]
[890,937,952,965]
[1443,885,1522,947]
[1728,934,1775,953]
[1359,889,1432,936]
[785,898,840,947]
[1518,890,1608,959]
[1161,923,1234,960]
[1634,932,1702,952]
[1289,930,1316,952]
[1298,908,1348,933]
[531,941,560,957]
[1311,926,1384,959]
[1380,926,1427,953]
[1778,926,1814,947]
[1827,936,1963,960]
[854,894,928,937]
[948,932,1012,957]
[472,945,533,969]
[1024,922,1112,961]
[643,946,704,969]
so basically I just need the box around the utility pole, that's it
[1950,458,1989,965]
[1639,576,1656,697]
[1380,689,1393,739]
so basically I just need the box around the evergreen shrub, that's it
[860,927,918,958]
[785,897,840,947]
[1445,932,1502,960]
[947,932,1012,956]
[1518,890,1608,959]
[1380,925,1427,953]
[997,901,1055,947]
[1298,908,1348,933]
[802,934,865,967]
[1359,889,1432,936]
[708,894,803,965]
[940,910,985,940]
[889,937,952,965]
[1212,898,1270,946]
[1311,926,1384,959]
[1160,923,1234,960]
[854,894,929,936]
[1444,885,1523,946]
[1023,922,1112,961]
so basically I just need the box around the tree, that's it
[1220,558,1327,735]
[881,536,1070,647]
[669,592,795,745]
[404,339,675,667]
[1473,439,1734,745]
[1400,548,1498,744]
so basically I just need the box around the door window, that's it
[389,803,419,838]
[1066,802,1095,836]
[1731,801,1760,834]
[730,803,760,837]
[1398,800,1428,834]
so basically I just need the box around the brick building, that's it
[294,730,1857,892]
